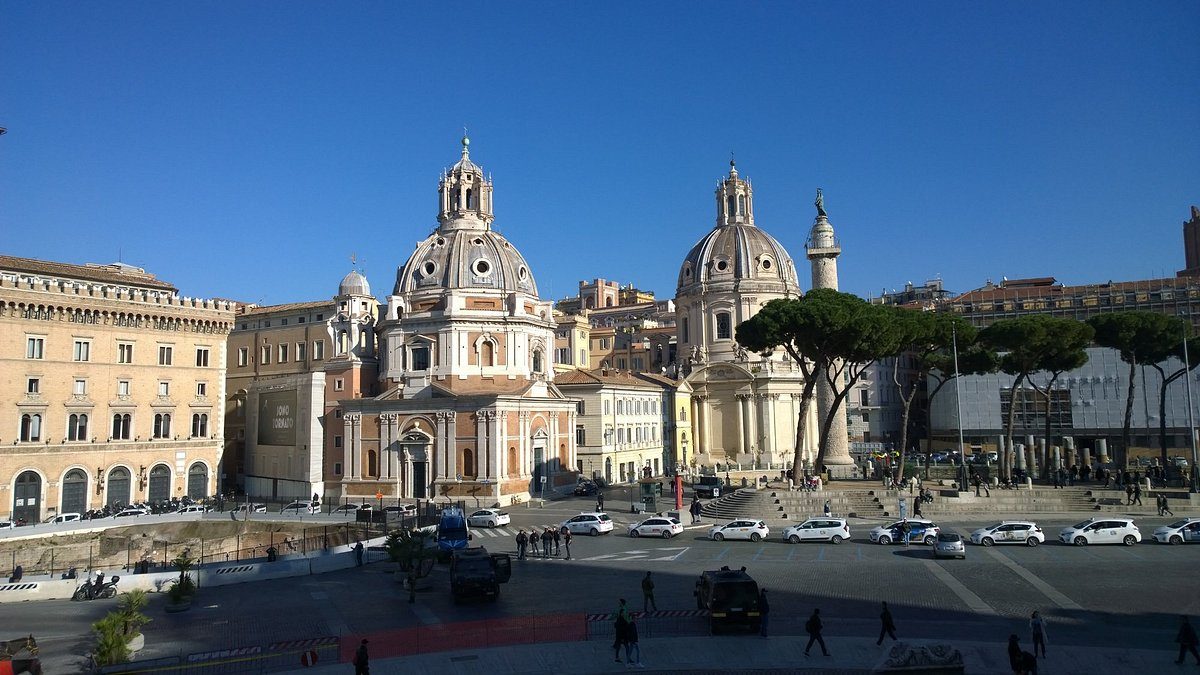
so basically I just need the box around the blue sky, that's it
[2,2,1197,305]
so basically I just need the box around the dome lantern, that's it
[438,135,494,231]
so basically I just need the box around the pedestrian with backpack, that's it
[804,608,830,657]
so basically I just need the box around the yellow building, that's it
[0,255,234,522]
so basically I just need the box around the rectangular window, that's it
[26,337,45,359]
[158,381,170,397]
[604,400,610,415]
[73,379,87,395]
[600,338,610,350]
[316,314,324,321]
[296,342,306,361]
[158,345,173,366]
[715,313,731,340]
[196,382,207,397]
[576,425,586,445]
[862,411,870,423]
[278,343,289,363]
[411,347,430,371]
[73,340,91,362]
[579,348,586,365]
[238,347,248,367]
[118,342,134,364]
[860,389,869,407]
[195,347,210,367]
[26,378,39,394]
[117,380,130,396]
[576,400,585,415]
[281,318,288,326]
[298,316,306,324]
[313,340,325,360]
[334,378,344,392]
[334,435,343,448]
[260,346,271,365]
[334,461,342,475]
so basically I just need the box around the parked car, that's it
[280,501,315,514]
[46,512,82,524]
[560,512,614,536]
[1152,517,1200,544]
[176,505,210,514]
[693,475,723,499]
[0,520,14,529]
[782,518,850,544]
[934,532,966,559]
[384,504,419,518]
[573,481,598,496]
[467,508,510,528]
[869,519,940,545]
[113,507,145,518]
[970,521,1045,547]
[628,516,683,539]
[1059,518,1140,546]
[232,503,267,513]
[332,503,360,514]
[694,568,762,634]
[707,520,769,542]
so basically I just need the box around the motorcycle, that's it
[72,575,120,601]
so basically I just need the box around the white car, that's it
[1152,517,1200,544]
[383,504,418,518]
[177,505,210,514]
[46,513,82,524]
[1059,518,1140,546]
[0,520,14,529]
[560,512,614,536]
[869,519,941,545]
[112,507,145,518]
[708,519,769,542]
[233,503,268,513]
[628,517,684,539]
[467,508,510,528]
[280,501,315,514]
[782,518,850,544]
[970,521,1045,547]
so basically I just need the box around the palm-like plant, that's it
[384,529,438,603]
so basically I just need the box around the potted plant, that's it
[92,590,151,665]
[164,551,197,613]
[384,529,437,603]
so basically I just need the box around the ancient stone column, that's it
[1052,446,1062,471]
[1081,446,1092,469]
[1097,439,1109,464]
[1064,436,1076,468]
[1038,438,1048,480]
[1015,443,1026,471]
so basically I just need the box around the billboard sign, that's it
[258,389,298,446]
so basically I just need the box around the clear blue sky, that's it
[2,2,1198,305]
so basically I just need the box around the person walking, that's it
[541,528,554,558]
[354,541,364,567]
[528,527,540,557]
[804,608,830,657]
[597,492,605,512]
[353,639,369,675]
[553,526,561,555]
[758,589,770,638]
[623,618,643,668]
[690,498,702,524]
[1176,616,1200,665]
[1125,483,1134,505]
[613,600,629,663]
[913,497,923,518]
[877,601,898,645]
[1161,494,1175,517]
[823,500,832,518]
[1030,611,1048,658]
[901,519,913,547]
[563,528,573,560]
[1133,482,1143,506]
[515,529,528,560]
[641,572,657,612]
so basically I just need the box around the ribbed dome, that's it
[339,270,371,296]
[677,223,799,292]
[394,227,538,296]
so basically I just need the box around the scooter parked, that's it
[72,572,120,601]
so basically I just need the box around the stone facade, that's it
[0,255,233,522]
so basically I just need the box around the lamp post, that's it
[1184,333,1198,493]
[952,324,969,492]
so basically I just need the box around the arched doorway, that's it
[187,463,208,499]
[62,468,88,515]
[13,471,41,524]
[107,467,131,508]
[401,434,429,499]
[148,465,171,503]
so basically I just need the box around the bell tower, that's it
[714,159,754,227]
[437,135,494,231]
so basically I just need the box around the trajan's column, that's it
[806,189,854,476]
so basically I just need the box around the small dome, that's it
[339,270,371,296]
[394,227,538,296]
[677,223,799,293]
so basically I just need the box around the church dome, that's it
[676,161,799,294]
[394,227,538,296]
[339,270,371,296]
[393,138,539,297]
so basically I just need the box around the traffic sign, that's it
[375,491,383,500]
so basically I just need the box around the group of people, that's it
[514,527,571,560]
[612,598,643,667]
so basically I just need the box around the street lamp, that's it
[952,324,969,493]
[1183,330,1198,493]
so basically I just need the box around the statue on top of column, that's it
[814,188,827,218]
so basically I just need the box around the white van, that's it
[48,513,81,524]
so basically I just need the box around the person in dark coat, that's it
[562,528,572,560]
[529,527,540,556]
[690,498,702,524]
[552,527,561,555]
[1133,483,1143,506]
[804,608,830,656]
[641,571,657,612]
[1176,616,1200,665]
[354,541,364,567]
[877,601,897,645]
[758,589,770,637]
[353,639,369,675]
[541,528,553,557]
[515,529,528,560]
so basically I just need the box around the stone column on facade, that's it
[519,411,531,477]
[1081,445,1092,469]
[1064,436,1076,468]
[378,414,393,480]
[735,394,747,457]
[343,416,355,481]
[566,410,577,475]
[499,411,509,479]
[435,411,448,483]
[1096,438,1109,464]
[1037,438,1048,480]
[1014,443,1025,471]
[475,410,488,479]
[702,396,713,464]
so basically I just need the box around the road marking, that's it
[816,546,826,561]
[971,543,1082,610]
[855,545,863,561]
[751,546,766,561]
[714,546,731,561]
[786,547,797,562]
[920,559,995,616]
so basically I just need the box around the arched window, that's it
[463,448,475,477]
[338,330,348,355]
[681,318,689,343]
[191,413,208,438]
[367,450,378,478]
[111,413,131,440]
[605,298,614,307]
[154,413,172,438]
[726,195,735,217]
[738,194,746,214]
[716,312,732,340]
[20,413,42,442]
[466,188,473,209]
[532,349,544,374]
[68,413,89,441]
[480,340,495,366]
